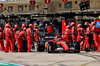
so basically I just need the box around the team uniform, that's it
[26,24,33,52]
[0,28,4,51]
[3,24,15,52]
[83,22,91,51]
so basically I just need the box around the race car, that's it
[37,36,80,53]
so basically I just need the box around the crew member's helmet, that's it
[14,24,19,28]
[77,24,82,28]
[29,24,33,28]
[66,25,70,29]
[22,23,26,27]
[5,24,10,28]
[91,22,95,26]
[71,22,75,26]
[85,22,89,26]
[23,27,27,31]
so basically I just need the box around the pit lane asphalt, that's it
[0,51,100,66]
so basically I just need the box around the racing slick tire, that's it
[73,42,80,53]
[47,42,55,53]
[74,51,80,53]
[37,41,45,52]
[73,42,80,50]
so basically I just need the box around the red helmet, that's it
[85,22,89,25]
[7,23,11,26]
[29,24,33,28]
[71,22,75,26]
[23,27,26,31]
[34,23,37,26]
[0,27,2,32]
[66,25,70,29]
[34,23,37,25]
[77,24,82,28]
[14,24,19,28]
[22,23,26,27]
[5,24,10,28]
[56,33,60,36]
[91,22,95,26]
[34,23,38,28]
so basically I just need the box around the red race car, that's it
[37,36,80,53]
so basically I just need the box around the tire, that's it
[47,42,55,53]
[47,45,53,53]
[37,41,45,52]
[37,48,44,52]
[74,51,80,53]
[73,41,80,50]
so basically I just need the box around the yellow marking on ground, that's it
[69,62,87,66]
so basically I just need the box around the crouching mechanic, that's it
[26,24,33,52]
[0,27,4,51]
[62,25,72,50]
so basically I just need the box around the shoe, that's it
[9,49,11,51]
[83,49,85,51]
[4,51,8,53]
[96,50,100,52]
[27,51,33,52]
[12,51,16,53]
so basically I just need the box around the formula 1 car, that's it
[37,36,80,53]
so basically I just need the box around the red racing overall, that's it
[0,30,4,51]
[17,30,26,52]
[15,30,20,52]
[91,25,98,49]
[34,28,39,42]
[26,28,33,52]
[77,28,85,42]
[62,28,71,50]
[4,28,15,52]
[83,26,91,50]
[71,26,77,42]
[96,27,100,52]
